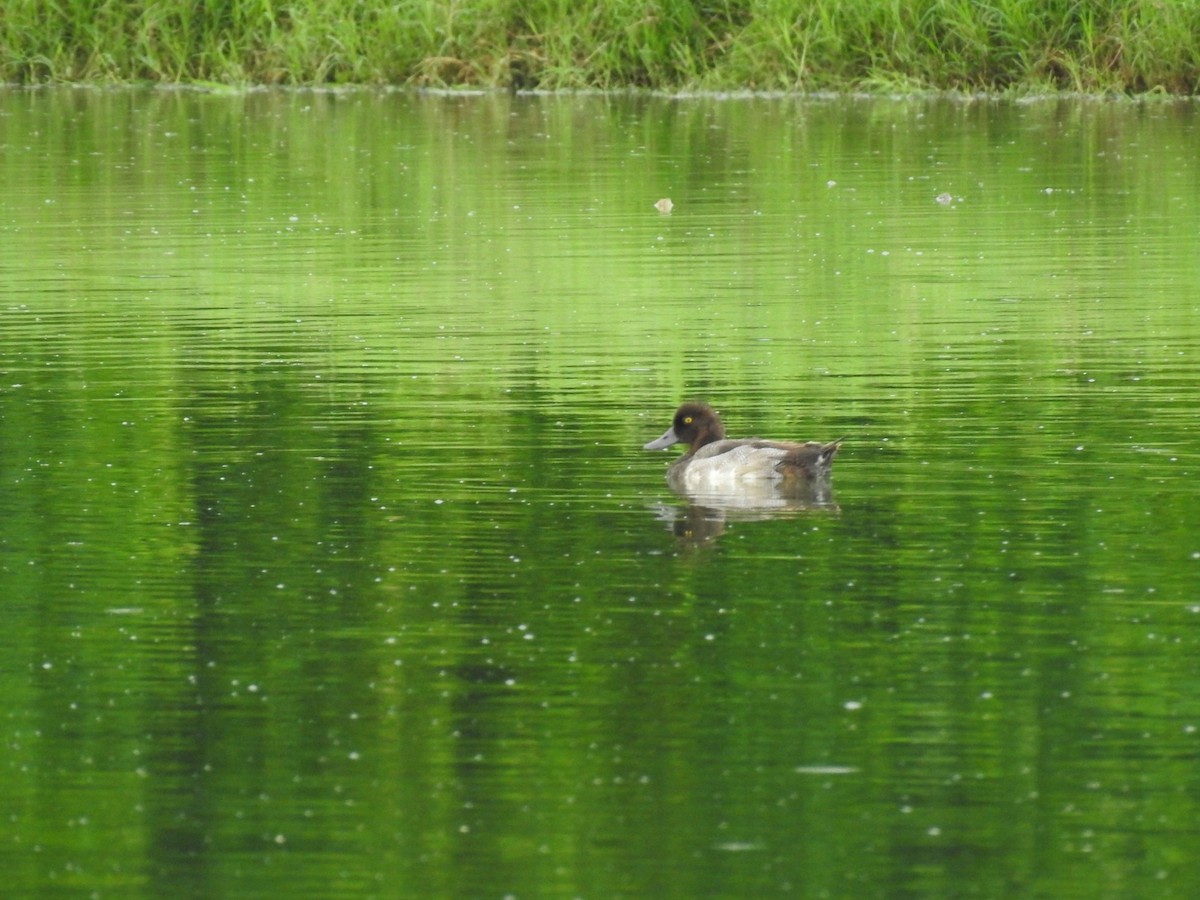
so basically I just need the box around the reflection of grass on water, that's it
[3,0,1198,93]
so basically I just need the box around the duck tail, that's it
[820,438,845,465]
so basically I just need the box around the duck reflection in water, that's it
[644,402,842,541]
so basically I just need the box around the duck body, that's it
[644,402,842,493]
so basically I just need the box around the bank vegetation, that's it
[3,0,1199,93]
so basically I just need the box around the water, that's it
[4,87,1200,898]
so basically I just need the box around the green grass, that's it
[2,0,1199,92]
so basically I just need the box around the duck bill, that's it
[643,427,679,451]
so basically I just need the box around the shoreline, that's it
[4,1,1197,96]
[5,82,1196,103]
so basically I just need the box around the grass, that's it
[2,0,1199,93]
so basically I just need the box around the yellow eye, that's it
[683,416,693,424]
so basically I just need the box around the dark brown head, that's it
[643,402,726,453]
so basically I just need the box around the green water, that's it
[4,87,1200,898]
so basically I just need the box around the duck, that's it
[644,402,843,493]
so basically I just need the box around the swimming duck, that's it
[644,402,842,492]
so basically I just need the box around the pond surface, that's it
[4,86,1200,898]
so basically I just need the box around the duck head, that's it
[644,402,726,452]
